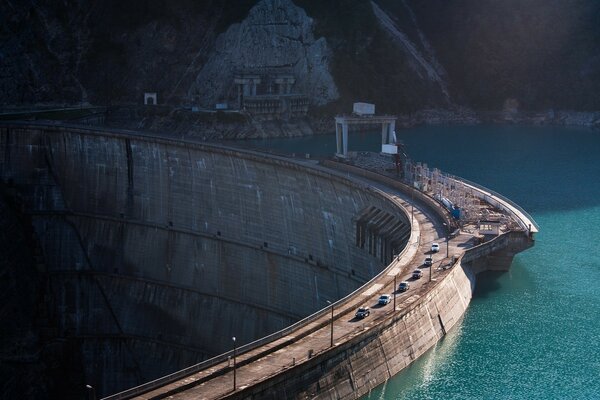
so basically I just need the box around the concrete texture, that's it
[124,156,534,400]
[0,123,409,396]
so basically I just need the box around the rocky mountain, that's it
[190,0,338,108]
[2,0,600,114]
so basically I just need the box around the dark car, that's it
[355,306,370,319]
[399,281,410,292]
[412,269,423,279]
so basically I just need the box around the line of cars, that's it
[355,241,440,319]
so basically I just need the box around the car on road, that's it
[431,243,440,253]
[378,294,392,305]
[355,306,370,319]
[412,269,423,279]
[398,281,410,292]
[424,256,433,266]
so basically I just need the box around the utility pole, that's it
[85,385,96,400]
[232,337,237,391]
[393,275,397,310]
[429,257,433,282]
[411,186,415,224]
[327,300,334,347]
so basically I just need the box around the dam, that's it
[0,122,536,399]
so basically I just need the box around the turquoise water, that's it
[245,125,600,399]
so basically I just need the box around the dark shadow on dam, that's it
[0,123,410,398]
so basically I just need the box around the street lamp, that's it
[393,275,397,310]
[442,222,450,259]
[326,300,334,347]
[85,385,96,400]
[232,336,237,391]
[429,256,433,282]
[411,186,415,224]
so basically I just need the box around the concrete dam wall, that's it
[125,156,535,400]
[0,123,410,397]
[229,259,476,400]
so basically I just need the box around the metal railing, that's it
[452,176,539,232]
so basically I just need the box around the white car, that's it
[378,294,392,305]
[431,243,440,253]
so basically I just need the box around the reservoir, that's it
[243,124,600,399]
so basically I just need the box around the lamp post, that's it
[411,186,415,224]
[326,300,334,347]
[429,256,433,282]
[446,235,450,258]
[232,336,237,391]
[442,222,449,259]
[85,385,96,400]
[393,275,397,310]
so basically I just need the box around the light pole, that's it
[393,275,397,310]
[442,222,449,259]
[429,256,433,282]
[85,385,96,400]
[232,336,237,391]
[326,300,334,347]
[411,186,415,224]
[446,235,450,259]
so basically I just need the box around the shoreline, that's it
[3,105,599,140]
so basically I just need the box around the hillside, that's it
[2,0,600,115]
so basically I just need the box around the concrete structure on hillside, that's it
[0,122,537,400]
[233,68,310,119]
[335,104,397,157]
[144,92,157,105]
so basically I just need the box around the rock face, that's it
[3,1,600,124]
[189,0,338,108]
[0,0,220,106]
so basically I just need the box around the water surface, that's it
[245,124,600,399]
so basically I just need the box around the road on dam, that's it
[132,162,477,400]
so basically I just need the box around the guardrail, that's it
[450,176,539,233]
[321,160,458,234]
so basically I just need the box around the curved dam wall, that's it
[210,254,476,400]
[0,123,410,396]
[218,232,533,400]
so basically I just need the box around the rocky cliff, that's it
[189,0,338,108]
[2,0,600,117]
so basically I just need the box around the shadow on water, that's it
[472,270,506,298]
[472,258,534,299]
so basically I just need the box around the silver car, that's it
[378,294,392,305]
